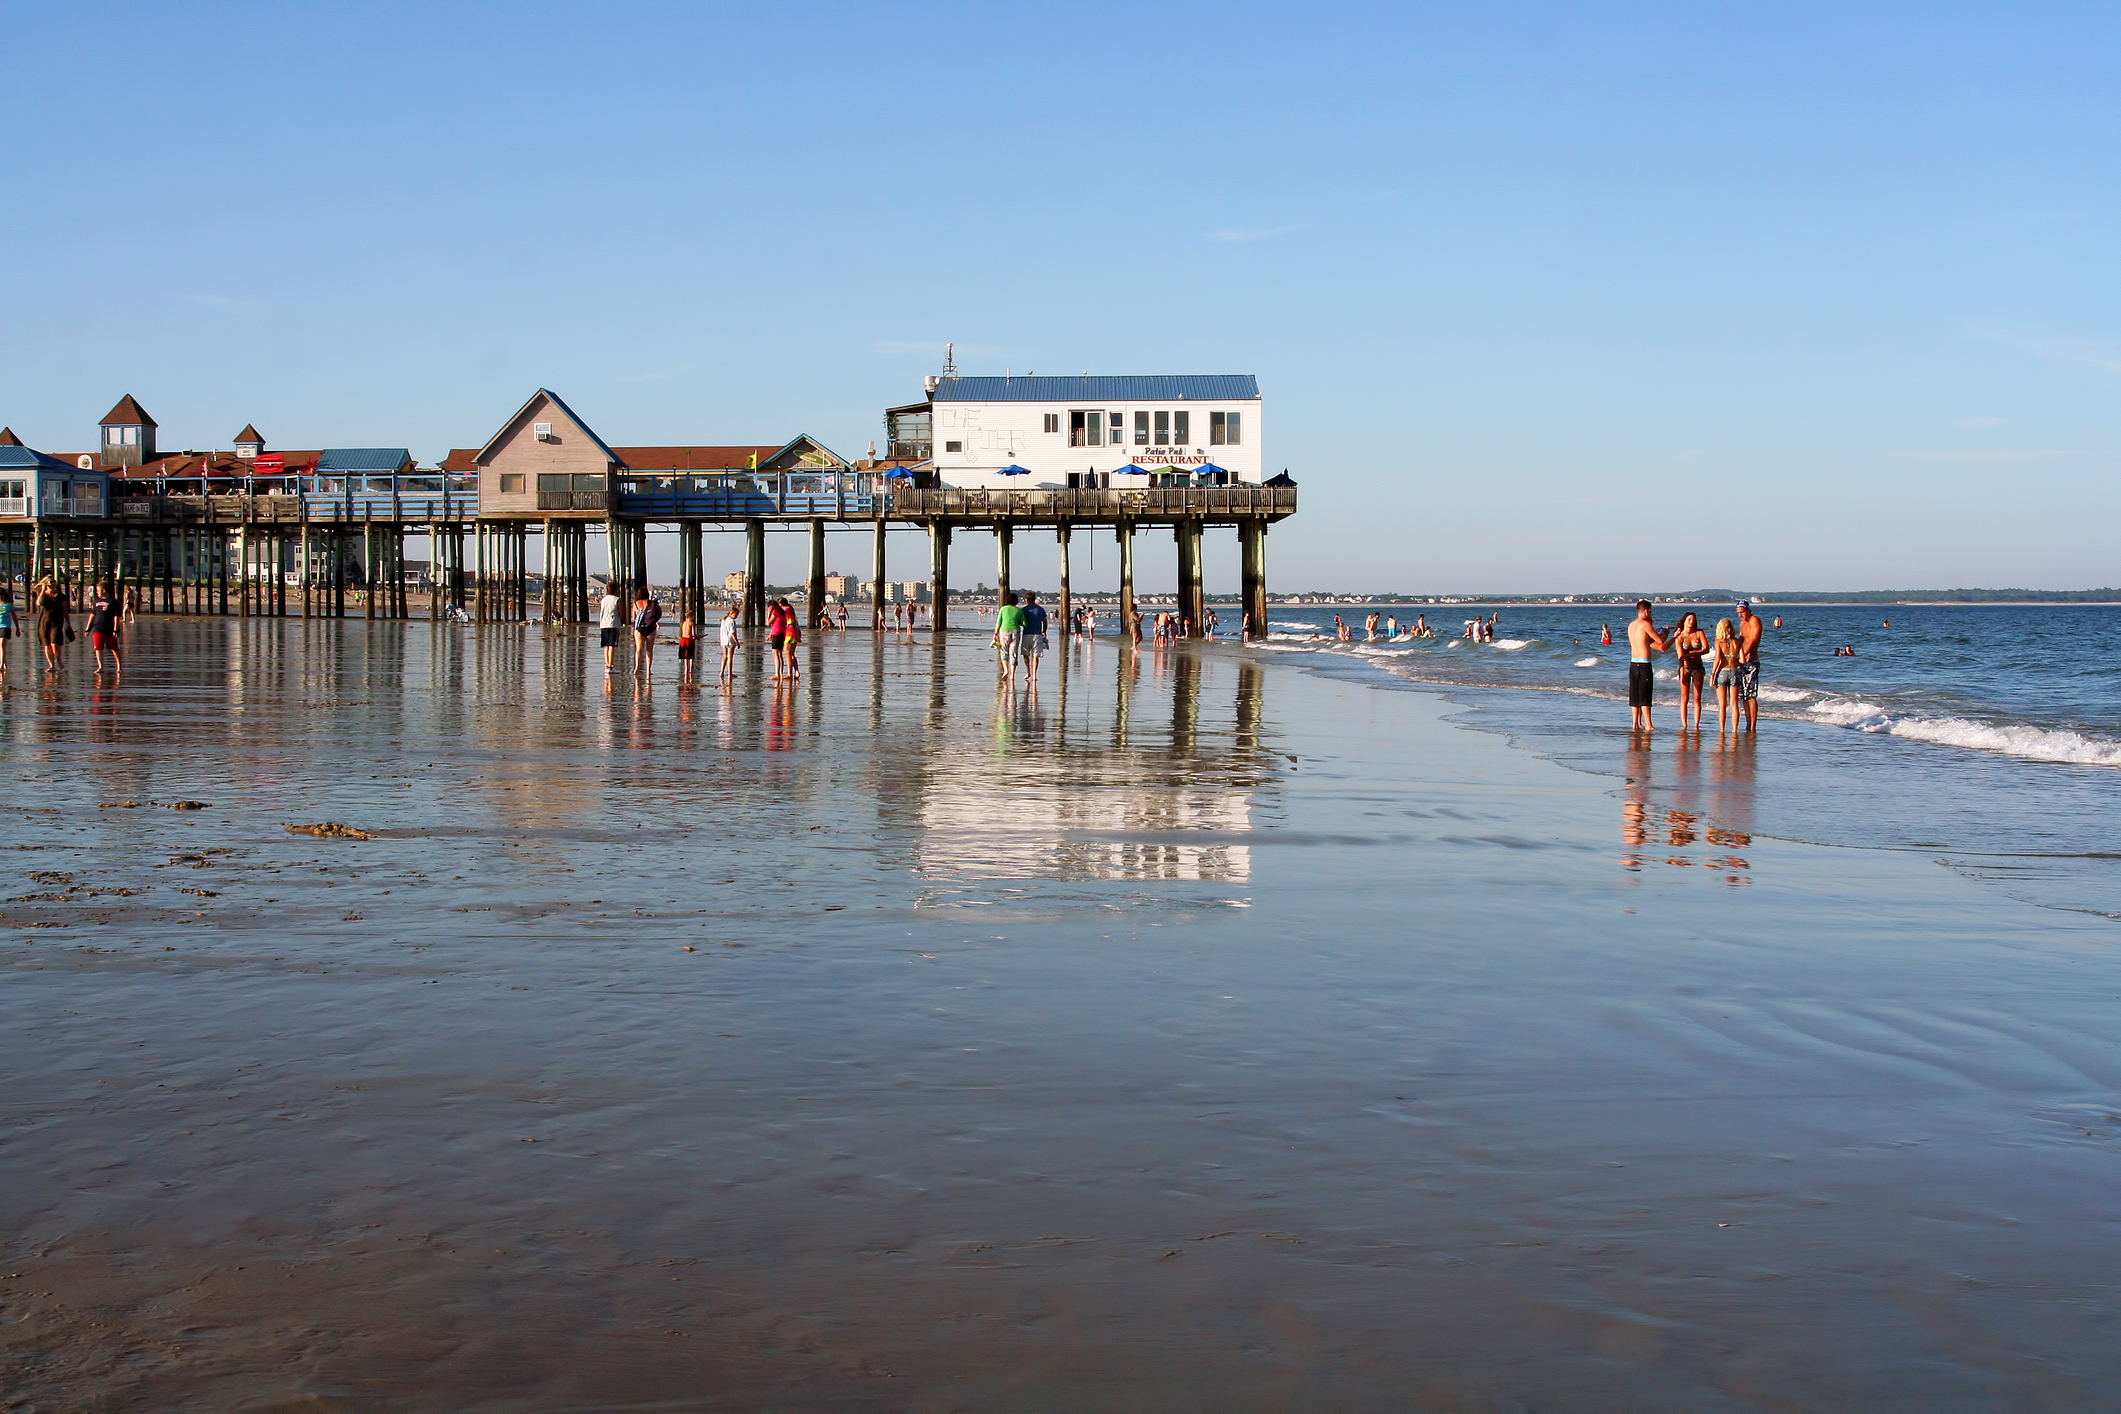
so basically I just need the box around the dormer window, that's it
[236,444,256,458]
[105,426,138,447]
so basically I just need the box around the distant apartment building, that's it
[723,571,749,596]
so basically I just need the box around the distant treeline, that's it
[1678,588,2121,605]
[1318,588,2121,605]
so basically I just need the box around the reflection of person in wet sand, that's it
[1625,599,1668,730]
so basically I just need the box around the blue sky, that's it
[4,1,2118,593]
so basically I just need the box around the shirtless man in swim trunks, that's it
[1734,600,1764,733]
[1625,599,1668,730]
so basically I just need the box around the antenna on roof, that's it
[940,343,957,380]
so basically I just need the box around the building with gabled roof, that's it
[98,393,159,468]
[0,427,110,518]
[462,390,851,516]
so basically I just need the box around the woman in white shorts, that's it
[718,603,741,683]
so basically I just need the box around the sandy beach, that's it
[2,622,2117,1411]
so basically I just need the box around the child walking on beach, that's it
[85,583,122,675]
[0,586,14,672]
[718,602,741,683]
[676,611,696,683]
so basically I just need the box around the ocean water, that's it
[1248,603,2121,916]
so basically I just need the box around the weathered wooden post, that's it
[743,519,766,631]
[995,521,1012,607]
[1176,520,1204,635]
[806,518,826,631]
[1241,520,1269,641]
[1117,521,1135,641]
[928,520,950,633]
[1057,522,1072,635]
[870,513,887,632]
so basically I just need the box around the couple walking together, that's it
[1627,599,1762,733]
[991,589,1048,684]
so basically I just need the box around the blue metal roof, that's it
[930,375,1257,403]
[0,445,80,474]
[316,448,412,473]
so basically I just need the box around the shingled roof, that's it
[0,428,20,447]
[234,424,263,445]
[612,445,783,472]
[100,395,157,427]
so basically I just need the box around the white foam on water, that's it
[1757,685,1812,703]
[1804,697,1891,725]
[1492,639,1531,651]
[1574,657,1601,667]
[1871,716,2121,767]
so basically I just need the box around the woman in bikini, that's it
[1671,611,1708,731]
[1710,618,1742,736]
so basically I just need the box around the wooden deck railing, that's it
[886,485,1295,521]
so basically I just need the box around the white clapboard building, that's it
[884,372,1261,490]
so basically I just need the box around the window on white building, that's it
[945,440,963,453]
[1069,410,1104,447]
[1154,412,1169,446]
[1043,414,1060,434]
[1173,411,1190,445]
[1211,411,1242,445]
[1134,412,1149,445]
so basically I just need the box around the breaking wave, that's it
[1863,715,2121,766]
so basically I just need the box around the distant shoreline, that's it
[1245,592,2121,608]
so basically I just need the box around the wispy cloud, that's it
[2009,335,2121,381]
[1208,223,1306,243]
[1894,448,2084,465]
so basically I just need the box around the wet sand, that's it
[2,621,2118,1411]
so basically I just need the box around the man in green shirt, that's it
[993,590,1024,683]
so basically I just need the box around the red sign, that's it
[255,454,285,471]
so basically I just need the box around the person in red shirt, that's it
[85,583,122,675]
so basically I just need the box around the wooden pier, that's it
[0,474,1295,637]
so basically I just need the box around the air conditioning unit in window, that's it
[533,423,554,442]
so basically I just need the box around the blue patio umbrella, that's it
[995,464,1033,476]
[1193,462,1229,478]
[886,465,919,478]
[1111,461,1151,474]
